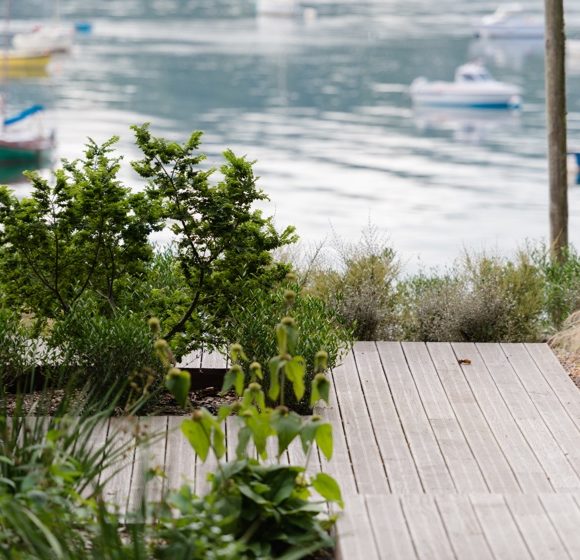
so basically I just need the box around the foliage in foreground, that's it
[0,302,341,559]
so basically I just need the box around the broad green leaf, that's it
[275,322,288,354]
[285,356,305,401]
[315,423,333,461]
[236,426,252,459]
[312,473,343,508]
[212,424,226,459]
[268,356,285,401]
[310,373,331,407]
[165,368,191,407]
[181,418,211,461]
[271,412,302,457]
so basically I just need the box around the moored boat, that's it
[409,62,522,109]
[0,50,51,70]
[12,25,73,54]
[0,104,55,164]
[474,4,544,39]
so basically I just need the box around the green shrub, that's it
[48,301,163,407]
[399,251,545,342]
[531,244,580,330]
[303,227,402,340]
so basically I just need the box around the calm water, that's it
[5,0,580,267]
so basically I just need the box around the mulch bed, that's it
[553,347,580,389]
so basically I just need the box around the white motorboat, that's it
[12,25,73,53]
[474,4,544,39]
[256,0,301,17]
[409,63,522,109]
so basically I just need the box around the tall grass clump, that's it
[400,251,545,342]
[304,226,402,340]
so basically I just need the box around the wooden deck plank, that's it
[435,494,494,560]
[540,494,580,559]
[399,494,456,559]
[452,343,553,493]
[505,494,572,559]
[428,342,521,493]
[477,343,580,492]
[353,342,423,494]
[470,494,532,560]
[327,351,388,494]
[82,417,110,499]
[101,417,138,515]
[365,495,417,560]
[164,416,196,492]
[335,495,380,560]
[201,349,228,370]
[403,341,488,493]
[127,417,168,512]
[502,343,580,479]
[376,341,456,493]
[525,343,580,426]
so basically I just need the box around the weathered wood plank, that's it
[164,416,196,492]
[127,417,168,512]
[470,494,532,560]
[525,343,580,426]
[400,494,456,559]
[331,348,389,493]
[365,495,417,560]
[478,343,580,492]
[335,495,380,560]
[505,494,571,559]
[428,342,520,493]
[540,494,580,559]
[376,341,455,493]
[502,343,580,479]
[435,494,494,560]
[452,343,553,492]
[101,417,138,515]
[315,356,374,494]
[353,342,423,494]
[201,349,227,370]
[403,342,487,493]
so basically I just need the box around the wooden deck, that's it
[101,342,580,558]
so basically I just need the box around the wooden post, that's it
[544,0,568,261]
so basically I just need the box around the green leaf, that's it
[181,418,211,461]
[315,423,333,461]
[312,473,343,508]
[285,356,305,401]
[222,365,245,396]
[271,412,301,457]
[310,373,331,407]
[165,368,191,407]
[275,322,288,354]
[212,424,226,460]
[268,356,285,401]
[236,426,252,459]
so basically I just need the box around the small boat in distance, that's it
[410,62,522,109]
[0,104,55,164]
[474,4,544,39]
[12,25,73,54]
[256,0,301,17]
[0,50,51,75]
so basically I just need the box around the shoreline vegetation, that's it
[1,128,579,558]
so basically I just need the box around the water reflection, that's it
[413,107,521,144]
[468,38,544,70]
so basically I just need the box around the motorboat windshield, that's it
[455,64,493,83]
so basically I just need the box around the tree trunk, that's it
[544,0,568,261]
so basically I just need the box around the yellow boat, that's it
[0,50,50,76]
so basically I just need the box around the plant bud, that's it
[231,401,242,413]
[230,364,243,375]
[230,343,243,361]
[312,415,322,422]
[285,272,297,283]
[249,362,262,379]
[281,316,295,327]
[284,289,296,305]
[248,382,262,392]
[192,410,204,422]
[154,339,168,352]
[276,405,289,415]
[240,410,253,418]
[315,350,328,371]
[148,317,161,334]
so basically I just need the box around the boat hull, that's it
[0,136,54,164]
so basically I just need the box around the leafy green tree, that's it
[131,124,297,347]
[0,137,160,316]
